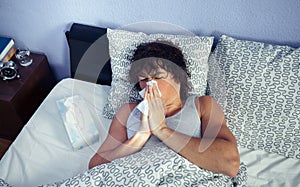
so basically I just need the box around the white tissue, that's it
[56,95,99,150]
[138,80,162,98]
[137,100,149,116]
[137,80,162,115]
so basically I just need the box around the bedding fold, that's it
[41,144,248,187]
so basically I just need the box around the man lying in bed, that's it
[89,41,240,178]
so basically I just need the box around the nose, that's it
[139,77,155,89]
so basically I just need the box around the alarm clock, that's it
[0,61,20,80]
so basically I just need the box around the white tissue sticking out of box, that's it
[56,95,99,150]
[137,80,162,116]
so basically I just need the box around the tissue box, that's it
[56,95,99,150]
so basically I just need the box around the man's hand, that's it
[147,85,167,134]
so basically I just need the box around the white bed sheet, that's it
[0,78,112,187]
[0,78,299,187]
[239,147,300,187]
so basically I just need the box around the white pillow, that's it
[208,35,300,159]
[103,28,214,119]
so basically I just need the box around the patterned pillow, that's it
[208,35,300,159]
[103,28,213,119]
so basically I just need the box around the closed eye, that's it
[138,71,168,81]
[138,76,147,81]
[151,72,168,79]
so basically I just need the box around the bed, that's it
[0,23,299,187]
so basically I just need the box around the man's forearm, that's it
[153,127,240,177]
[93,130,151,167]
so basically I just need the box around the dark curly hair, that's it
[129,41,191,101]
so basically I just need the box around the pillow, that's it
[208,35,300,159]
[103,28,214,119]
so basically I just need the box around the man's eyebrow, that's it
[152,71,168,76]
[137,69,167,78]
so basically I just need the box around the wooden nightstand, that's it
[0,53,56,141]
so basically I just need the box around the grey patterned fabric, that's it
[103,29,213,119]
[0,179,11,187]
[208,35,300,159]
[41,144,247,187]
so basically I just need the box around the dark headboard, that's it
[65,23,112,85]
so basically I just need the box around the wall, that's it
[1,0,299,81]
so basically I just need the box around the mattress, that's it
[0,78,299,187]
